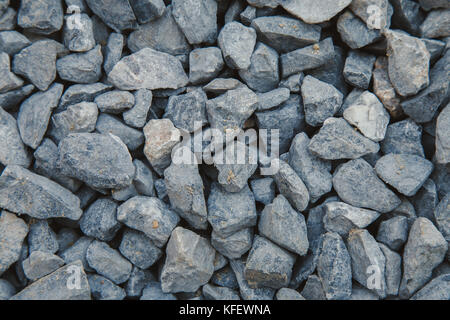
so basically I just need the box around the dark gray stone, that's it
[211,228,253,260]
[0,107,31,167]
[211,265,239,289]
[119,229,162,269]
[337,11,382,49]
[436,103,450,164]
[18,0,63,35]
[88,274,126,300]
[141,281,177,300]
[103,33,124,74]
[413,178,439,222]
[377,216,409,251]
[378,243,402,296]
[230,259,275,300]
[22,251,65,281]
[420,9,450,38]
[0,84,34,111]
[203,284,240,300]
[85,0,137,32]
[343,51,376,90]
[96,114,144,151]
[56,45,103,84]
[59,236,93,272]
[58,82,113,112]
[279,0,352,24]
[256,88,290,111]
[126,266,155,297]
[123,89,153,129]
[28,220,58,254]
[390,0,424,35]
[381,119,425,157]
[411,274,450,300]
[129,0,165,24]
[0,211,28,276]
[189,47,224,85]
[300,275,326,300]
[80,198,120,241]
[63,13,95,52]
[250,177,275,205]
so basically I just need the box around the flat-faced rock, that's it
[333,158,401,213]
[411,274,450,300]
[56,45,103,84]
[0,84,34,111]
[378,243,402,296]
[0,52,23,93]
[18,0,63,35]
[58,82,113,112]
[343,51,376,90]
[103,33,124,74]
[119,229,162,269]
[0,107,31,167]
[309,118,380,160]
[420,9,450,38]
[123,89,153,129]
[279,0,352,24]
[0,211,28,276]
[381,119,425,157]
[230,259,275,300]
[0,165,82,220]
[129,0,165,24]
[350,0,391,29]
[377,216,409,251]
[337,11,382,49]
[22,251,65,281]
[88,274,126,300]
[436,103,450,164]
[108,48,188,90]
[161,227,216,293]
[189,47,224,85]
[80,198,120,241]
[375,153,433,196]
[58,133,135,189]
[211,228,253,259]
[28,220,59,254]
[96,114,144,151]
[63,13,95,52]
[85,0,137,32]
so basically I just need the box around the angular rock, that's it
[400,217,448,298]
[0,211,28,276]
[381,119,425,157]
[123,89,153,129]
[279,73,303,93]
[108,48,188,91]
[276,288,305,300]
[377,216,409,251]
[250,177,275,205]
[85,0,137,32]
[436,103,450,164]
[418,0,450,11]
[0,52,23,93]
[63,13,95,52]
[0,279,15,300]
[129,0,165,24]
[211,265,239,289]
[96,114,144,151]
[378,243,402,296]
[390,0,424,35]
[103,33,124,74]
[161,227,216,293]
[0,107,31,167]
[189,47,224,85]
[58,82,113,112]
[343,51,376,90]
[22,251,65,281]
[333,158,401,213]
[80,198,120,241]
[28,220,59,254]
[203,78,244,94]
[18,0,63,35]
[421,9,450,38]
[279,0,352,24]
[300,275,326,300]
[86,240,132,284]
[350,0,391,29]
[337,11,382,49]
[256,88,290,111]
[203,284,240,300]
[141,281,177,300]
[218,21,257,70]
[411,274,450,300]
[119,229,162,269]
[375,153,433,196]
[88,274,126,300]
[58,133,135,189]
[309,118,380,160]
[126,266,154,297]
[0,84,34,111]
[0,166,82,220]
[230,259,275,300]
[56,45,103,84]
[59,236,93,272]
[211,228,253,260]
[117,196,180,247]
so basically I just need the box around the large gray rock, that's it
[279,0,352,24]
[161,227,216,293]
[0,166,82,220]
[172,0,217,45]
[420,9,450,38]
[343,51,376,90]
[375,153,434,196]
[0,52,23,94]
[309,118,380,160]
[119,229,162,269]
[259,195,309,256]
[0,211,28,276]
[58,133,135,189]
[385,30,431,97]
[108,48,188,90]
[0,107,31,167]
[85,0,137,32]
[80,198,120,241]
[381,119,425,157]
[400,217,448,298]
[211,228,253,259]
[377,216,409,251]
[333,158,401,213]
[350,0,391,29]
[18,0,64,35]
[218,21,257,70]
[0,30,29,55]
[189,47,224,85]
[17,83,64,149]
[22,251,65,281]
[10,261,91,300]
[117,196,180,247]
[411,274,450,300]
[95,114,144,151]
[63,13,95,52]
[56,45,103,84]
[436,103,450,164]
[337,11,382,49]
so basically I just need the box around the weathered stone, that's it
[103,33,124,74]
[411,274,450,300]
[161,227,216,293]
[0,107,31,167]
[259,195,309,256]
[141,281,177,300]
[385,30,430,97]
[0,211,28,276]
[119,229,162,269]
[58,82,113,112]
[0,52,23,94]
[11,261,90,300]
[301,75,343,127]
[80,198,120,241]
[85,0,137,32]
[323,201,380,237]
[333,158,401,213]
[375,153,434,196]
[421,9,450,38]
[189,47,224,85]
[18,0,63,35]
[381,119,425,157]
[317,232,352,300]
[126,266,154,297]
[279,73,303,93]
[390,0,424,35]
[279,0,352,24]
[250,177,275,205]
[0,84,34,111]
[378,243,402,296]
[418,0,450,11]
[129,0,165,24]
[337,11,382,49]
[343,51,376,90]
[350,0,391,29]
[59,236,93,272]
[96,114,144,151]
[63,13,95,52]
[28,220,59,254]
[309,118,380,160]
[117,196,180,247]
[56,45,103,84]
[0,166,82,220]
[377,216,409,251]
[203,284,240,300]
[0,279,15,300]
[400,217,448,298]
[22,251,64,281]
[211,228,253,260]
[436,103,450,164]
[58,133,135,189]
[86,240,132,284]
[211,265,239,289]
[12,40,57,91]
[108,48,188,91]
[123,89,153,129]
[17,83,63,149]
[89,274,126,300]
[280,38,335,78]
[218,21,257,70]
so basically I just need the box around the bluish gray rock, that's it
[317,232,352,300]
[56,45,103,84]
[126,266,155,297]
[413,178,439,222]
[203,284,240,300]
[377,216,409,251]
[300,275,326,300]
[244,236,296,289]
[189,47,224,85]
[350,0,391,29]
[238,42,279,93]
[436,103,450,164]
[280,38,335,78]
[58,82,113,112]
[10,261,90,300]
[343,51,376,89]
[172,0,217,45]
[333,158,401,213]
[18,0,63,35]
[211,265,239,289]
[59,236,93,272]
[0,279,15,300]
[203,78,244,94]
[208,182,257,237]
[0,84,34,111]
[411,274,450,300]
[230,259,275,300]
[80,198,120,241]
[250,178,275,205]
[218,21,257,70]
[279,73,303,93]
[12,40,57,91]
[0,107,31,167]
[96,114,144,151]
[85,0,137,32]
[381,119,425,157]
[434,193,450,246]
[88,274,126,300]
[56,228,79,253]
[301,75,343,127]
[390,0,424,35]
[119,229,162,269]
[161,227,216,293]
[347,229,387,298]
[259,195,309,256]
[0,211,28,276]
[375,153,434,196]
[63,13,95,52]
[22,251,65,281]
[58,133,135,189]
[276,288,305,300]
[117,196,180,248]
[141,281,177,300]
[399,217,448,298]
[17,83,63,149]
[0,166,83,220]
[108,48,188,91]
[256,88,290,111]
[418,0,450,11]
[28,220,59,254]
[378,243,402,297]
[123,89,153,129]
[86,240,132,284]
[323,201,380,237]
[420,9,450,38]
[309,118,380,160]
[337,11,382,49]
[251,15,321,53]
[129,0,165,24]
[0,52,23,93]
[279,0,352,24]
[132,159,154,197]
[103,33,124,74]
[0,7,16,31]
[211,228,253,259]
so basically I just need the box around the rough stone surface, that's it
[436,103,450,164]
[56,45,103,84]
[18,0,63,35]
[0,211,28,276]
[85,0,137,32]
[343,51,376,90]
[0,107,31,167]
[279,0,352,24]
